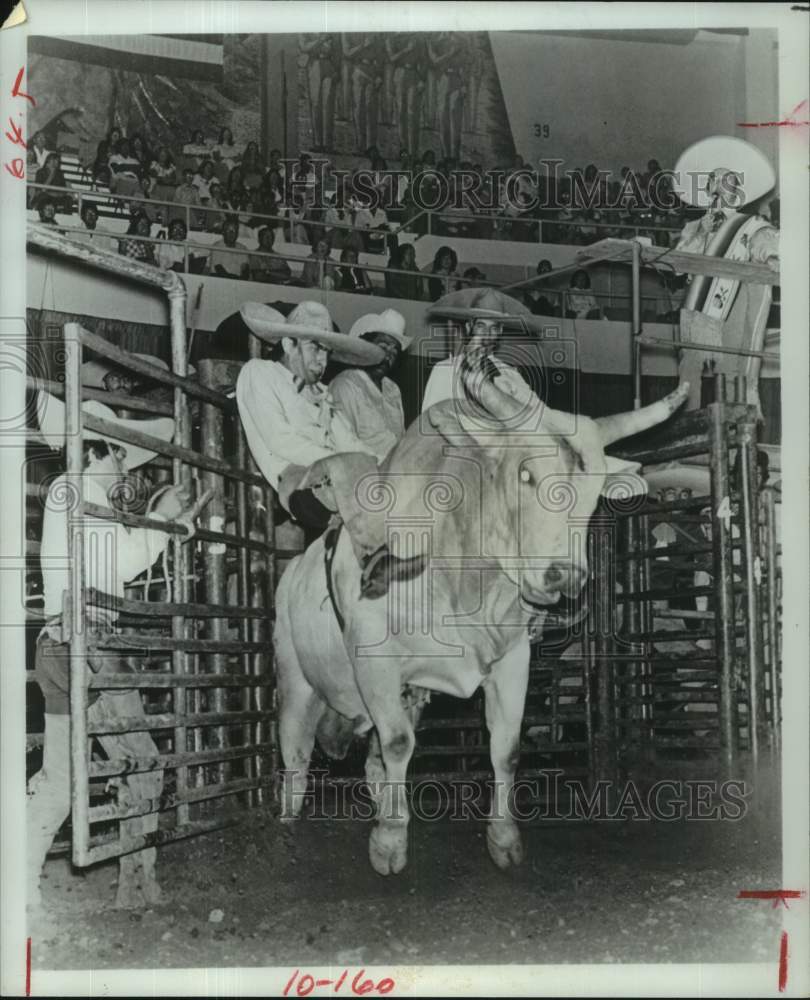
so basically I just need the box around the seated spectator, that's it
[324,194,363,255]
[108,138,144,197]
[75,202,116,253]
[226,166,249,212]
[461,266,487,287]
[301,234,340,289]
[385,242,424,301]
[565,269,601,319]
[210,147,231,185]
[36,196,60,228]
[91,138,112,187]
[193,159,217,203]
[118,210,156,264]
[183,128,212,167]
[130,133,152,174]
[32,152,71,211]
[338,247,373,294]
[426,245,461,301]
[214,126,241,168]
[284,194,311,245]
[29,131,50,169]
[155,218,205,274]
[526,258,558,316]
[241,141,265,191]
[148,147,178,205]
[249,226,292,284]
[207,217,250,279]
[173,167,202,225]
[204,180,230,232]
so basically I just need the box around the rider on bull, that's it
[236,300,426,599]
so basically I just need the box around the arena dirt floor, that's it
[28,779,784,974]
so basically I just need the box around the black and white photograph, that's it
[1,2,808,996]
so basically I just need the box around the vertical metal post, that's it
[590,518,618,787]
[65,324,90,866]
[762,488,780,753]
[709,401,738,774]
[632,240,642,409]
[169,286,192,826]
[198,360,228,788]
[738,419,767,764]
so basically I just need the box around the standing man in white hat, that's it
[28,392,208,912]
[329,309,410,463]
[236,300,426,599]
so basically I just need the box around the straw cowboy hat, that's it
[239,301,385,366]
[348,309,412,351]
[36,390,174,471]
[672,135,776,209]
[642,462,711,497]
[426,287,545,330]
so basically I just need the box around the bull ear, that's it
[596,383,690,447]
[601,456,647,497]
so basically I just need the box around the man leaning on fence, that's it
[27,392,206,912]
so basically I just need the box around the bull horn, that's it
[459,354,525,424]
[596,382,690,446]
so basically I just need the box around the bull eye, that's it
[519,468,532,485]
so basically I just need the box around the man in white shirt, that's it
[329,309,409,463]
[236,300,425,598]
[207,218,250,279]
[29,393,207,911]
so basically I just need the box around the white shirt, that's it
[41,474,169,617]
[421,354,533,412]
[236,359,373,495]
[329,369,405,463]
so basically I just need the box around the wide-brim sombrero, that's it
[672,135,776,209]
[239,302,385,366]
[36,391,174,471]
[426,288,545,331]
[81,354,195,389]
[642,462,711,497]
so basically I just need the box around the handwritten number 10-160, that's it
[283,968,395,997]
[534,123,550,138]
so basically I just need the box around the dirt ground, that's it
[28,787,784,973]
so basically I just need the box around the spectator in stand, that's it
[91,139,112,187]
[426,245,461,301]
[301,234,340,289]
[215,126,241,168]
[284,192,311,245]
[210,148,231,185]
[204,180,229,233]
[241,141,265,191]
[32,152,70,211]
[207,217,250,279]
[338,247,373,294]
[76,202,116,254]
[118,210,156,265]
[183,128,211,168]
[36,196,59,228]
[29,131,50,169]
[249,226,292,284]
[226,165,249,212]
[155,217,186,272]
[526,258,558,316]
[353,200,389,255]
[193,159,217,203]
[148,147,178,206]
[565,269,601,319]
[385,242,424,301]
[461,266,487,287]
[324,192,363,255]
[173,166,202,226]
[108,138,144,198]
[130,134,152,173]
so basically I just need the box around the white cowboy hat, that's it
[672,135,776,209]
[239,301,385,367]
[81,354,195,389]
[348,309,412,351]
[427,288,544,331]
[36,390,174,471]
[643,462,711,497]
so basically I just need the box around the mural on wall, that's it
[297,32,515,166]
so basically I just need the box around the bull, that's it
[274,368,689,874]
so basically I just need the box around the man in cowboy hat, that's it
[81,353,171,398]
[329,309,410,463]
[236,300,426,598]
[28,392,209,912]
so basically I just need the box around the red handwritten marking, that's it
[4,158,24,179]
[25,937,31,996]
[11,67,35,107]
[737,889,806,908]
[778,931,789,992]
[5,117,27,149]
[283,968,396,997]
[739,99,810,128]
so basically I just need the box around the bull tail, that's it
[315,707,357,760]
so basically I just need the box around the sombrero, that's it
[348,309,412,351]
[642,462,711,497]
[36,390,175,471]
[81,354,195,389]
[426,288,544,331]
[239,301,385,366]
[672,135,776,209]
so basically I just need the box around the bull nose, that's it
[544,564,587,591]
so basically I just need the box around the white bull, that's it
[274,373,689,874]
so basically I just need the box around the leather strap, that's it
[323,523,346,634]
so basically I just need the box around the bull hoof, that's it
[486,826,524,870]
[369,825,408,876]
